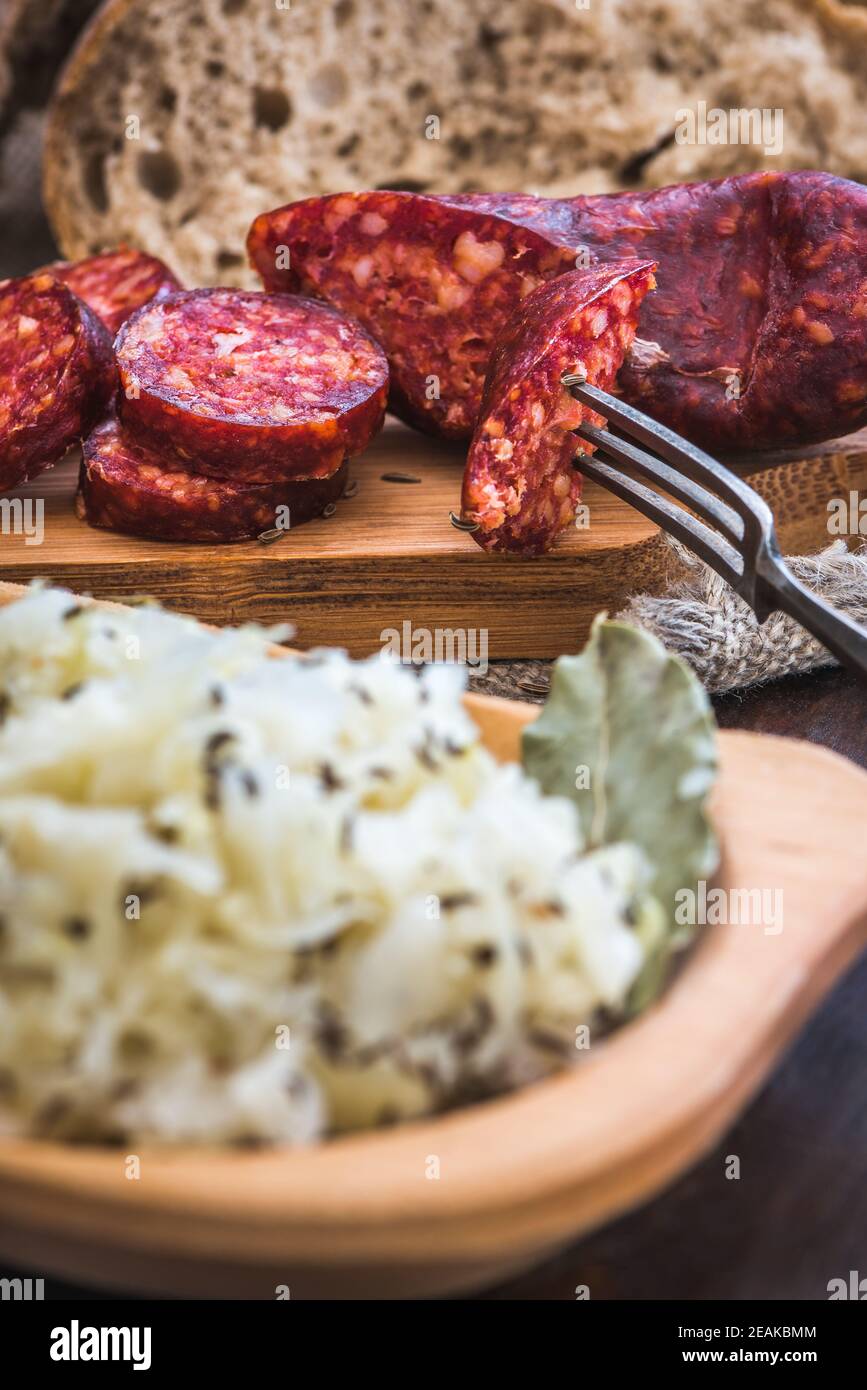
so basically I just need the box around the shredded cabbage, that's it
[0,586,648,1145]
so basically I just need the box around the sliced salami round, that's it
[115,289,389,483]
[40,247,182,338]
[461,261,656,556]
[77,415,349,543]
[0,272,115,494]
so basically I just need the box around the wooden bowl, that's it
[1,588,867,1297]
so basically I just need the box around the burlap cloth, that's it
[468,539,867,703]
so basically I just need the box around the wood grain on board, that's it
[2,421,866,659]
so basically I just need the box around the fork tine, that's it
[577,452,745,591]
[576,420,745,548]
[562,373,776,541]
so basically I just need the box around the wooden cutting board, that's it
[2,420,866,658]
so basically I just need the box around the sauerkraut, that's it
[0,586,650,1145]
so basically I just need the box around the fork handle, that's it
[756,545,867,682]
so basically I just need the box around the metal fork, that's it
[562,373,867,683]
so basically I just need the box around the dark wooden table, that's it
[3,219,866,1301]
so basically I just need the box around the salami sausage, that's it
[247,191,578,440]
[564,170,867,449]
[248,172,867,451]
[462,262,656,556]
[39,247,181,338]
[115,289,388,483]
[0,272,115,493]
[77,415,349,543]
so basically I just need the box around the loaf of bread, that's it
[42,0,867,288]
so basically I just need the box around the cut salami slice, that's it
[247,191,579,440]
[39,247,182,338]
[0,272,115,493]
[461,261,656,556]
[77,415,349,543]
[115,289,388,483]
[249,172,867,451]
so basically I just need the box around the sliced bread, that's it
[43,0,867,288]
